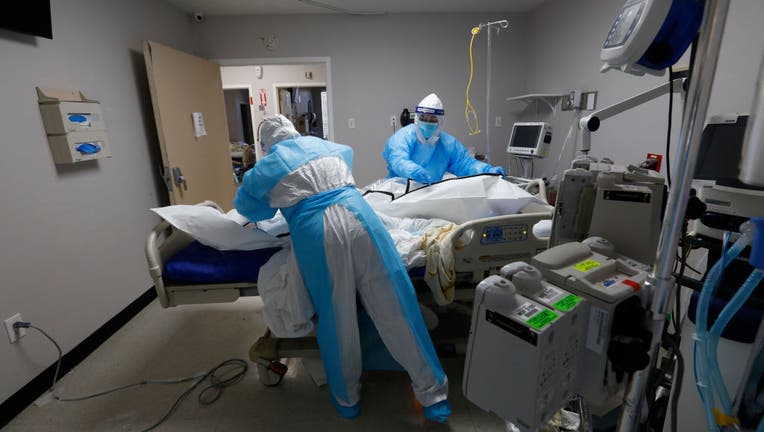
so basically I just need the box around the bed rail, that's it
[145,201,251,308]
[448,211,552,279]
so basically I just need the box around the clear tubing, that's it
[695,234,750,431]
[617,1,730,429]
[707,269,764,419]
[733,303,764,414]
[693,342,715,431]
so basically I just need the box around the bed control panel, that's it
[480,224,529,245]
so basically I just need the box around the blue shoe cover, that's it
[330,394,361,419]
[423,399,451,423]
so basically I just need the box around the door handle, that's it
[172,167,187,191]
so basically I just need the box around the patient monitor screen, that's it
[510,125,542,149]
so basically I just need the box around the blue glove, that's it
[411,168,435,184]
[488,166,506,176]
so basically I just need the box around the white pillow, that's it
[151,205,285,251]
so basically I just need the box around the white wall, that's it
[524,0,764,181]
[0,0,193,404]
[200,13,529,184]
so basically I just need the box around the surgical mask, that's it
[418,121,439,139]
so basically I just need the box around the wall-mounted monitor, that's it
[0,1,53,39]
[507,122,552,158]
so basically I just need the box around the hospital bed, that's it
[145,180,553,382]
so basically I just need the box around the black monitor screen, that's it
[695,115,763,191]
[0,1,53,39]
[510,125,542,149]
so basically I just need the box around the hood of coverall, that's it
[260,114,301,154]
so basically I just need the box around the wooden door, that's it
[143,41,236,209]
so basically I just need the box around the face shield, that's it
[414,93,445,145]
[415,113,443,145]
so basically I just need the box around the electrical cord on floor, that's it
[664,333,685,432]
[13,321,248,432]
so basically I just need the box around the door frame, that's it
[222,84,255,145]
[214,57,334,142]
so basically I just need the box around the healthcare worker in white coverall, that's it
[383,93,506,183]
[234,115,451,422]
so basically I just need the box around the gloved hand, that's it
[411,168,435,184]
[488,166,506,176]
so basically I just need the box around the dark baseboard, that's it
[0,287,158,428]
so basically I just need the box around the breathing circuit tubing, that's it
[695,223,764,431]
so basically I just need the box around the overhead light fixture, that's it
[297,0,385,16]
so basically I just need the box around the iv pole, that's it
[478,19,508,163]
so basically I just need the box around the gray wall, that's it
[524,0,764,181]
[0,0,194,404]
[199,13,529,184]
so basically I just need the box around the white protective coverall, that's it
[234,115,450,421]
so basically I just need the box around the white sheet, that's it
[150,205,285,251]
[256,243,315,338]
[363,175,542,224]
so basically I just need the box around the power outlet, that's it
[4,314,26,344]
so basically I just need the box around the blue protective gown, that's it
[234,136,449,420]
[383,124,498,182]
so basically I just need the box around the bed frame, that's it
[145,206,552,308]
[145,184,553,383]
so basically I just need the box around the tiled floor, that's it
[4,298,505,431]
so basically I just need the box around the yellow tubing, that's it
[465,26,481,135]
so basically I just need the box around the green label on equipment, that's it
[526,309,559,330]
[573,259,601,272]
[553,294,582,312]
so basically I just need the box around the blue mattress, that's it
[165,241,281,285]
[165,241,426,285]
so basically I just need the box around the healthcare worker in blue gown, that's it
[234,115,451,422]
[383,93,506,183]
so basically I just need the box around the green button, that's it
[573,259,601,272]
[553,294,582,312]
[526,309,559,330]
